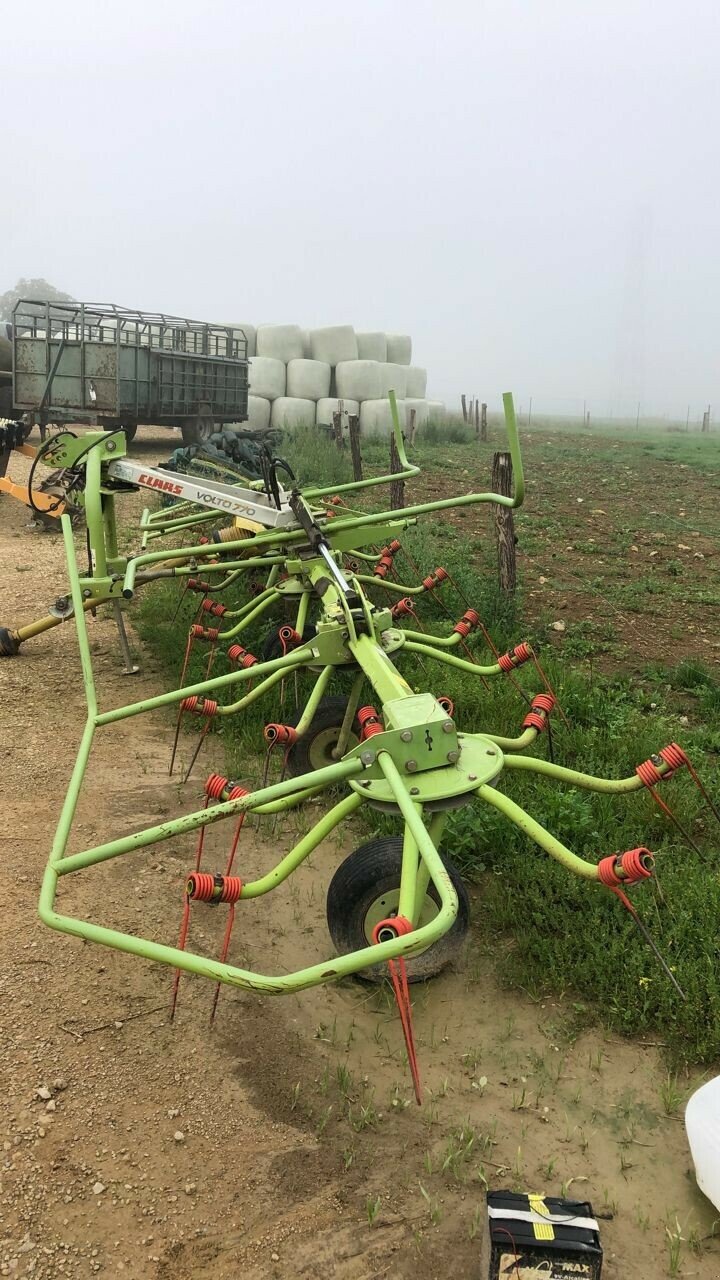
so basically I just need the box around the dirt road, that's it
[1,429,718,1280]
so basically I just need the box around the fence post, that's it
[461,394,468,422]
[348,414,363,480]
[390,432,405,509]
[408,407,417,446]
[480,402,488,442]
[491,451,516,593]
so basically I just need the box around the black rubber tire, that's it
[285,695,360,778]
[181,416,214,447]
[326,835,470,983]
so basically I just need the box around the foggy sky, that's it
[3,0,719,418]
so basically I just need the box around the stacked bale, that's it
[239,321,439,435]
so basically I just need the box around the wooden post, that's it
[480,402,487,442]
[389,432,405,509]
[332,410,343,448]
[461,394,468,422]
[408,407,417,446]
[491,451,516,593]
[702,407,710,433]
[348,413,363,480]
[474,400,480,436]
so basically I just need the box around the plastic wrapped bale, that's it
[385,333,412,365]
[244,394,271,429]
[334,360,381,402]
[404,398,429,430]
[227,323,256,358]
[360,398,407,438]
[256,324,304,362]
[405,366,427,397]
[356,331,387,362]
[300,328,312,357]
[316,397,360,426]
[286,358,331,400]
[249,356,286,401]
[377,363,408,398]
[427,399,446,419]
[309,325,358,365]
[271,397,317,429]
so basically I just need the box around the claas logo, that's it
[138,472,183,496]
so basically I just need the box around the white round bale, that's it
[248,356,286,401]
[356,331,387,362]
[360,398,407,438]
[309,325,358,365]
[256,324,304,362]
[404,398,429,429]
[316,397,360,426]
[300,328,312,357]
[385,333,412,365]
[226,323,256,358]
[334,360,381,402]
[427,399,446,419]
[244,395,271,429]
[405,366,427,398]
[286,358,331,400]
[270,397,317,429]
[377,363,408,398]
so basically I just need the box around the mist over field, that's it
[2,0,719,417]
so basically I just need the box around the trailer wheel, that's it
[326,836,470,982]
[182,405,214,446]
[285,695,360,776]
[102,421,137,444]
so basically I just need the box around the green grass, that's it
[136,421,720,1065]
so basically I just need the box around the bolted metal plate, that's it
[349,734,503,807]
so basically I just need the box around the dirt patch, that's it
[1,427,719,1279]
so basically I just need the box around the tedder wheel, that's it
[285,694,360,777]
[102,421,137,444]
[326,836,470,983]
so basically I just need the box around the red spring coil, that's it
[437,695,455,716]
[374,554,395,579]
[635,744,688,788]
[204,773,250,802]
[453,608,481,637]
[659,743,689,773]
[422,574,436,591]
[357,705,383,739]
[388,539,401,553]
[190,624,219,642]
[186,871,243,904]
[498,641,534,672]
[522,692,556,732]
[392,597,415,618]
[264,723,298,746]
[187,578,212,593]
[227,644,258,667]
[434,567,448,583]
[328,495,343,506]
[200,598,227,618]
[180,696,218,718]
[279,626,302,646]
[199,535,210,545]
[597,848,654,887]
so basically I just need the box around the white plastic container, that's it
[309,325,358,365]
[360,398,406,437]
[377,363,408,399]
[385,333,412,365]
[270,397,317,429]
[248,356,286,401]
[316,397,360,426]
[686,1077,720,1210]
[334,360,381,402]
[256,324,304,362]
[404,398,429,429]
[405,365,427,398]
[356,331,387,362]
[286,358,331,400]
[244,394,271,429]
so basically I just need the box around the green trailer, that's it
[11,300,250,445]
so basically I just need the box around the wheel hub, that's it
[349,733,502,811]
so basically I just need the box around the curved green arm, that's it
[303,390,420,500]
[401,640,501,676]
[476,784,600,880]
[481,727,538,751]
[503,754,664,792]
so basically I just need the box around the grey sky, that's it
[3,0,719,417]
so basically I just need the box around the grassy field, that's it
[138,416,720,1065]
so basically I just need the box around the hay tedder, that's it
[5,392,715,1101]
